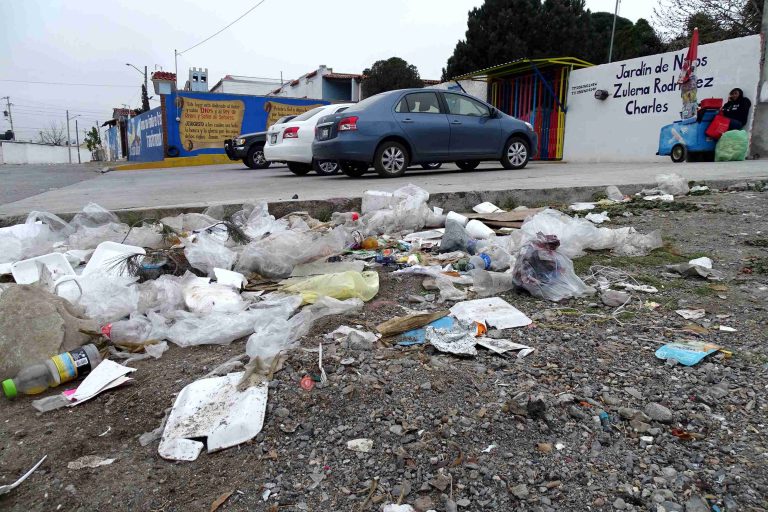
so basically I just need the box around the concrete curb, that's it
[111,154,234,172]
[1,178,763,228]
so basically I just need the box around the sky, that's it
[0,0,655,142]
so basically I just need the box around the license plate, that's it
[270,134,277,144]
[319,127,330,139]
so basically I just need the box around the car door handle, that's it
[451,120,462,125]
[401,118,414,123]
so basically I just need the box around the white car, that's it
[264,103,353,176]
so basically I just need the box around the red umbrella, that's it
[678,27,699,84]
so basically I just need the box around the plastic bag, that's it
[164,309,262,347]
[106,311,168,345]
[160,212,219,233]
[478,240,512,271]
[439,220,475,254]
[236,227,348,279]
[715,130,748,162]
[181,272,245,313]
[435,275,467,303]
[655,173,689,196]
[123,224,166,249]
[512,233,596,302]
[184,232,237,276]
[136,274,185,314]
[230,201,288,238]
[280,271,379,304]
[361,184,431,235]
[67,203,130,250]
[75,272,140,324]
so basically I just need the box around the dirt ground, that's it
[1,187,767,512]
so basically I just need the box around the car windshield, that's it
[292,107,326,122]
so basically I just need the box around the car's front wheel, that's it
[313,159,340,176]
[287,162,312,176]
[455,160,480,171]
[374,141,409,178]
[501,137,530,170]
[340,162,368,178]
[244,145,270,169]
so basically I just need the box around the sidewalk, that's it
[1,160,766,219]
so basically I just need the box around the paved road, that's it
[1,160,766,216]
[0,163,101,205]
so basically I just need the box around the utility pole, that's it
[174,49,179,90]
[608,0,620,63]
[66,109,72,163]
[1,96,13,138]
[75,119,81,164]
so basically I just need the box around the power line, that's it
[0,79,135,88]
[178,0,268,54]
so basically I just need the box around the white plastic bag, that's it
[181,273,245,313]
[184,232,237,276]
[164,309,263,347]
[75,272,140,324]
[68,203,130,250]
[655,173,689,196]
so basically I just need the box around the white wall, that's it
[0,141,91,164]
[214,79,280,96]
[430,79,488,102]
[563,35,761,162]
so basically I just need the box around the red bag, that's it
[705,113,730,140]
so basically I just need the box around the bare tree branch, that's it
[37,122,68,146]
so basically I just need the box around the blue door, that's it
[443,92,501,158]
[392,92,450,161]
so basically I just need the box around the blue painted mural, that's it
[104,125,120,161]
[127,107,164,162]
[164,92,327,157]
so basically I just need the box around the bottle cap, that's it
[101,324,112,338]
[351,212,359,221]
[2,379,17,399]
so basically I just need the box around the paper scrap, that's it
[450,297,532,329]
[67,360,136,405]
[476,338,534,358]
[675,309,706,320]
[655,341,722,366]
[67,455,115,470]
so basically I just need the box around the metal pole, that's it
[608,0,620,63]
[66,109,72,163]
[75,119,81,163]
[174,49,178,90]
[144,65,148,95]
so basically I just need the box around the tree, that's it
[652,0,762,48]
[140,83,150,113]
[361,57,423,98]
[442,0,668,79]
[84,126,102,152]
[37,122,67,146]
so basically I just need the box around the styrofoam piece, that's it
[446,211,469,226]
[450,297,532,329]
[689,256,713,269]
[472,202,504,214]
[403,229,445,242]
[465,219,495,239]
[569,202,596,211]
[158,373,268,461]
[83,241,146,277]
[11,253,75,284]
[213,268,248,289]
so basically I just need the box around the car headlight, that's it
[524,122,534,131]
[236,138,246,146]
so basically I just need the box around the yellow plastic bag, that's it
[280,271,379,304]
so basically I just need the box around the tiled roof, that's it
[324,72,362,80]
[151,71,176,81]
[112,108,140,118]
[422,79,440,85]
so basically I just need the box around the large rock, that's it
[0,285,98,379]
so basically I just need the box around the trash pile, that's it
[0,184,670,466]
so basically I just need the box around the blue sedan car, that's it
[312,88,537,178]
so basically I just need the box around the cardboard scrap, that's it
[376,310,449,337]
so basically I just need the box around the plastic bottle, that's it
[469,254,492,270]
[102,316,153,345]
[2,344,102,399]
[331,212,360,225]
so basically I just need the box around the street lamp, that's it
[66,113,81,164]
[126,62,148,110]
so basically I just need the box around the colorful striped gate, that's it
[455,58,592,161]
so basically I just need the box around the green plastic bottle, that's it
[2,344,102,399]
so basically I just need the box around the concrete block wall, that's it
[0,141,91,164]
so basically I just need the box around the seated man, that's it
[721,88,751,130]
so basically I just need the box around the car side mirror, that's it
[488,107,498,118]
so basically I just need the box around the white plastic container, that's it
[445,211,469,227]
[465,219,495,239]
[11,253,76,285]
[472,202,504,214]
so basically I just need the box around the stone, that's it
[413,495,434,511]
[661,502,683,512]
[0,285,98,379]
[613,497,626,510]
[511,483,529,499]
[629,419,651,433]
[537,443,553,453]
[601,289,631,307]
[274,407,290,418]
[645,402,674,423]
[685,495,710,512]
[618,407,640,419]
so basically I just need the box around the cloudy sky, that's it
[0,0,654,142]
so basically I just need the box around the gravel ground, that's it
[1,187,766,512]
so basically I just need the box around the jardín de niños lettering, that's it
[612,53,713,117]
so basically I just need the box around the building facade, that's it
[209,75,284,96]
[268,65,362,101]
